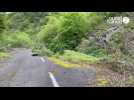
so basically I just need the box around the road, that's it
[0,48,96,87]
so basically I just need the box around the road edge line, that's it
[40,57,46,62]
[48,72,60,87]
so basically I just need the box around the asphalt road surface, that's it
[0,48,96,87]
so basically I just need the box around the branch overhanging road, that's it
[0,48,96,87]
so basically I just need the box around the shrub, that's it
[0,14,5,33]
[32,40,54,56]
[37,12,103,53]
[3,32,33,48]
[53,50,101,64]
[35,47,54,56]
[76,38,107,58]
[37,15,62,46]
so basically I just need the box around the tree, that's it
[6,12,48,34]
[37,12,103,53]
[0,13,5,33]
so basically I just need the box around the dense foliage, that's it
[0,12,134,76]
[0,14,5,33]
[37,12,103,53]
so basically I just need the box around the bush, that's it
[76,38,107,58]
[85,46,106,58]
[0,14,5,33]
[32,39,54,56]
[53,50,101,64]
[37,15,62,46]
[37,12,103,53]
[3,32,33,48]
[34,47,54,56]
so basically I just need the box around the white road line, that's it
[48,72,60,87]
[40,57,46,62]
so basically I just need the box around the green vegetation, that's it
[0,13,5,33]
[2,32,33,48]
[48,57,79,68]
[95,78,109,87]
[37,12,102,53]
[53,50,101,64]
[0,52,9,60]
[0,12,134,81]
[48,50,102,68]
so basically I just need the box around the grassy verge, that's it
[0,52,9,60]
[54,50,101,64]
[48,50,103,68]
[48,57,79,68]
